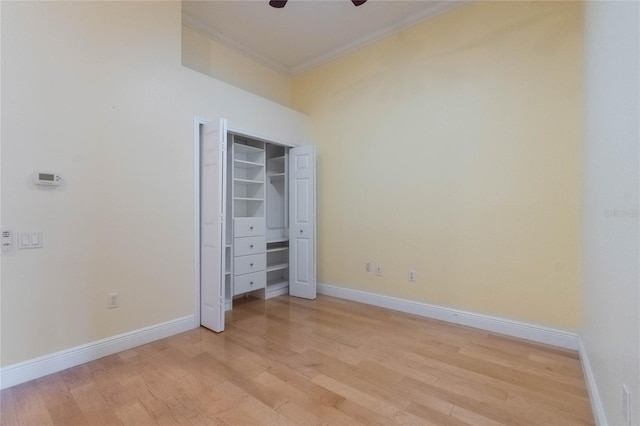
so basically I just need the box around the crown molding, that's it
[183,1,467,76]
[290,1,466,74]
[182,13,293,75]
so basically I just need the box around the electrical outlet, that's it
[408,269,416,282]
[364,262,372,273]
[623,385,631,426]
[107,293,119,309]
[375,265,383,276]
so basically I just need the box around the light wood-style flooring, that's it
[1,295,594,425]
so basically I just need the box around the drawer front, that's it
[234,271,266,295]
[234,253,266,276]
[234,236,266,257]
[234,218,265,238]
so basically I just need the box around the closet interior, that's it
[224,133,291,309]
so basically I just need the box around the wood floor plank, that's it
[457,345,588,387]
[114,401,156,425]
[504,392,595,426]
[0,295,594,425]
[69,382,124,425]
[0,388,19,426]
[405,400,470,426]
[274,401,324,426]
[7,381,54,426]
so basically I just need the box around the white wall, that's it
[0,1,308,368]
[582,1,639,425]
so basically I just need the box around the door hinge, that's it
[220,214,224,224]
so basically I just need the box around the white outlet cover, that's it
[107,293,119,309]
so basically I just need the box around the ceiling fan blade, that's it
[351,0,367,5]
[269,0,287,8]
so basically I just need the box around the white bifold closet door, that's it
[289,145,316,299]
[200,118,227,332]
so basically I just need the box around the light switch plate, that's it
[31,232,43,248]
[18,232,43,249]
[19,233,31,248]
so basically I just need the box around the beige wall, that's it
[292,1,582,330]
[182,25,292,108]
[1,0,308,367]
[1,0,586,371]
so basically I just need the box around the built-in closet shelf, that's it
[234,159,264,169]
[266,238,288,244]
[234,178,264,184]
[266,263,288,272]
[269,155,285,162]
[268,173,285,180]
[234,197,264,201]
[267,279,288,289]
[267,247,288,253]
[235,144,265,155]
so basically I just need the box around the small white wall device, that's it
[33,172,62,186]
[2,230,13,251]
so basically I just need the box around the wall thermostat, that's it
[33,172,62,186]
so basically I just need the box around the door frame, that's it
[193,116,209,329]
[193,117,297,328]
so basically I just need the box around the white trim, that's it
[227,126,297,149]
[183,2,466,76]
[265,284,290,299]
[0,315,195,390]
[182,15,292,75]
[317,283,579,350]
[290,1,466,74]
[193,116,209,329]
[578,336,608,426]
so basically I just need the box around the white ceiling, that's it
[182,0,464,75]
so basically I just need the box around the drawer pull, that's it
[250,245,254,248]
[250,226,254,230]
[300,229,303,234]
[250,281,254,285]
[250,263,254,267]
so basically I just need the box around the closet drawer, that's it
[233,271,266,295]
[234,218,265,238]
[234,253,266,276]
[234,236,266,257]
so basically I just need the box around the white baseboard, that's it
[578,336,607,426]
[317,283,578,350]
[265,284,289,299]
[0,315,195,390]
